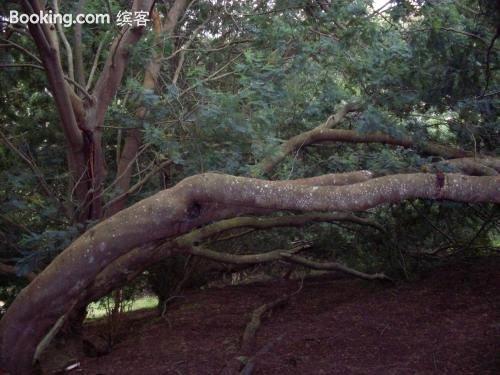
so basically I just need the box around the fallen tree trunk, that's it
[0,171,498,373]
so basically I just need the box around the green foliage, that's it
[0,0,498,302]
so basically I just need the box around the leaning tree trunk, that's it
[0,172,498,374]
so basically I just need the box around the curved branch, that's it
[180,212,384,245]
[52,0,74,85]
[281,254,392,281]
[87,171,377,300]
[0,172,498,372]
[258,127,473,175]
[182,243,309,265]
[255,103,476,175]
[0,37,42,64]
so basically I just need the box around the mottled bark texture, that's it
[0,171,498,373]
[83,172,377,305]
[82,210,382,308]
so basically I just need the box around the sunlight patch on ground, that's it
[86,295,158,320]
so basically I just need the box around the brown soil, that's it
[43,257,499,374]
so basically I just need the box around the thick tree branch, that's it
[163,0,189,34]
[106,10,163,217]
[255,102,360,175]
[92,0,155,128]
[107,0,188,216]
[22,0,83,150]
[87,172,376,302]
[255,104,475,176]
[0,172,498,372]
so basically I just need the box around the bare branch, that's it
[73,0,87,88]
[172,18,209,85]
[424,157,500,176]
[256,103,475,176]
[281,254,392,281]
[21,0,82,146]
[52,0,74,85]
[85,34,107,91]
[0,130,56,200]
[181,243,310,265]
[181,212,384,246]
[0,37,42,64]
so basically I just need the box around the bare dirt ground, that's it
[43,257,499,374]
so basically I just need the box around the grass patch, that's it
[86,295,158,320]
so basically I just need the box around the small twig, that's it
[103,159,171,211]
[0,129,59,202]
[86,34,108,91]
[0,63,92,100]
[0,37,42,64]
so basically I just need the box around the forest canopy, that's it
[0,0,499,373]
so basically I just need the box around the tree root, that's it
[220,283,303,374]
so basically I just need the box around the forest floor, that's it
[42,256,499,375]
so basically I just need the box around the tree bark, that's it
[0,172,498,373]
[82,172,375,304]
